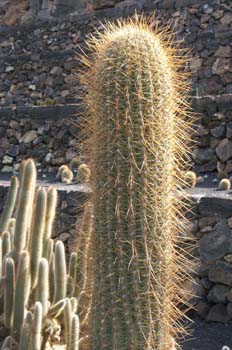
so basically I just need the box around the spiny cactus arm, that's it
[71,297,78,313]
[70,314,80,350]
[7,218,16,240]
[2,231,11,258]
[4,257,15,329]
[75,204,93,297]
[0,176,19,233]
[53,241,67,303]
[32,302,42,350]
[64,298,72,349]
[1,335,15,349]
[49,253,55,302]
[46,239,54,264]
[36,258,49,316]
[13,159,36,255]
[43,186,57,258]
[67,275,74,297]
[68,252,77,288]
[18,311,33,350]
[47,299,66,318]
[12,251,30,340]
[30,187,47,289]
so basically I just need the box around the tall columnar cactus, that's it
[0,159,82,350]
[81,17,193,350]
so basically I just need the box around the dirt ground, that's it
[182,316,232,350]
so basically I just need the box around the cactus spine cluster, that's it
[81,17,193,350]
[0,159,81,349]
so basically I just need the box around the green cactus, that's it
[12,251,30,340]
[18,311,33,350]
[4,257,15,329]
[32,302,42,350]
[81,18,192,350]
[64,298,73,349]
[70,315,80,350]
[69,252,78,288]
[2,231,11,258]
[0,159,80,349]
[47,299,66,318]
[0,176,18,233]
[30,187,47,289]
[43,186,57,259]
[36,258,49,316]
[54,240,67,303]
[13,159,36,257]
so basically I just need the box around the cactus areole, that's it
[82,17,192,350]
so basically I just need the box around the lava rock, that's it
[199,221,232,264]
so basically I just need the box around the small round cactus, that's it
[56,165,69,180]
[76,164,91,183]
[218,178,231,191]
[61,168,74,184]
[184,171,197,188]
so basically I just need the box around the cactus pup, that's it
[81,16,193,350]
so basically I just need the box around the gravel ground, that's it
[182,316,232,350]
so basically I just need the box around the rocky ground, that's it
[182,315,232,350]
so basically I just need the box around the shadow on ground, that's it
[182,316,232,350]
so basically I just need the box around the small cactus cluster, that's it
[0,159,81,349]
[57,163,91,185]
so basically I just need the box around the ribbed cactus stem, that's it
[36,258,49,316]
[68,252,77,288]
[0,176,18,233]
[18,311,33,350]
[32,302,42,350]
[49,252,55,302]
[7,218,16,238]
[71,297,78,313]
[46,239,54,264]
[4,257,15,329]
[47,299,66,318]
[12,251,30,340]
[30,187,47,289]
[64,298,72,349]
[53,241,67,303]
[67,275,74,297]
[75,204,93,296]
[43,186,57,258]
[13,159,36,255]
[2,231,11,258]
[82,18,192,350]
[70,314,80,350]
